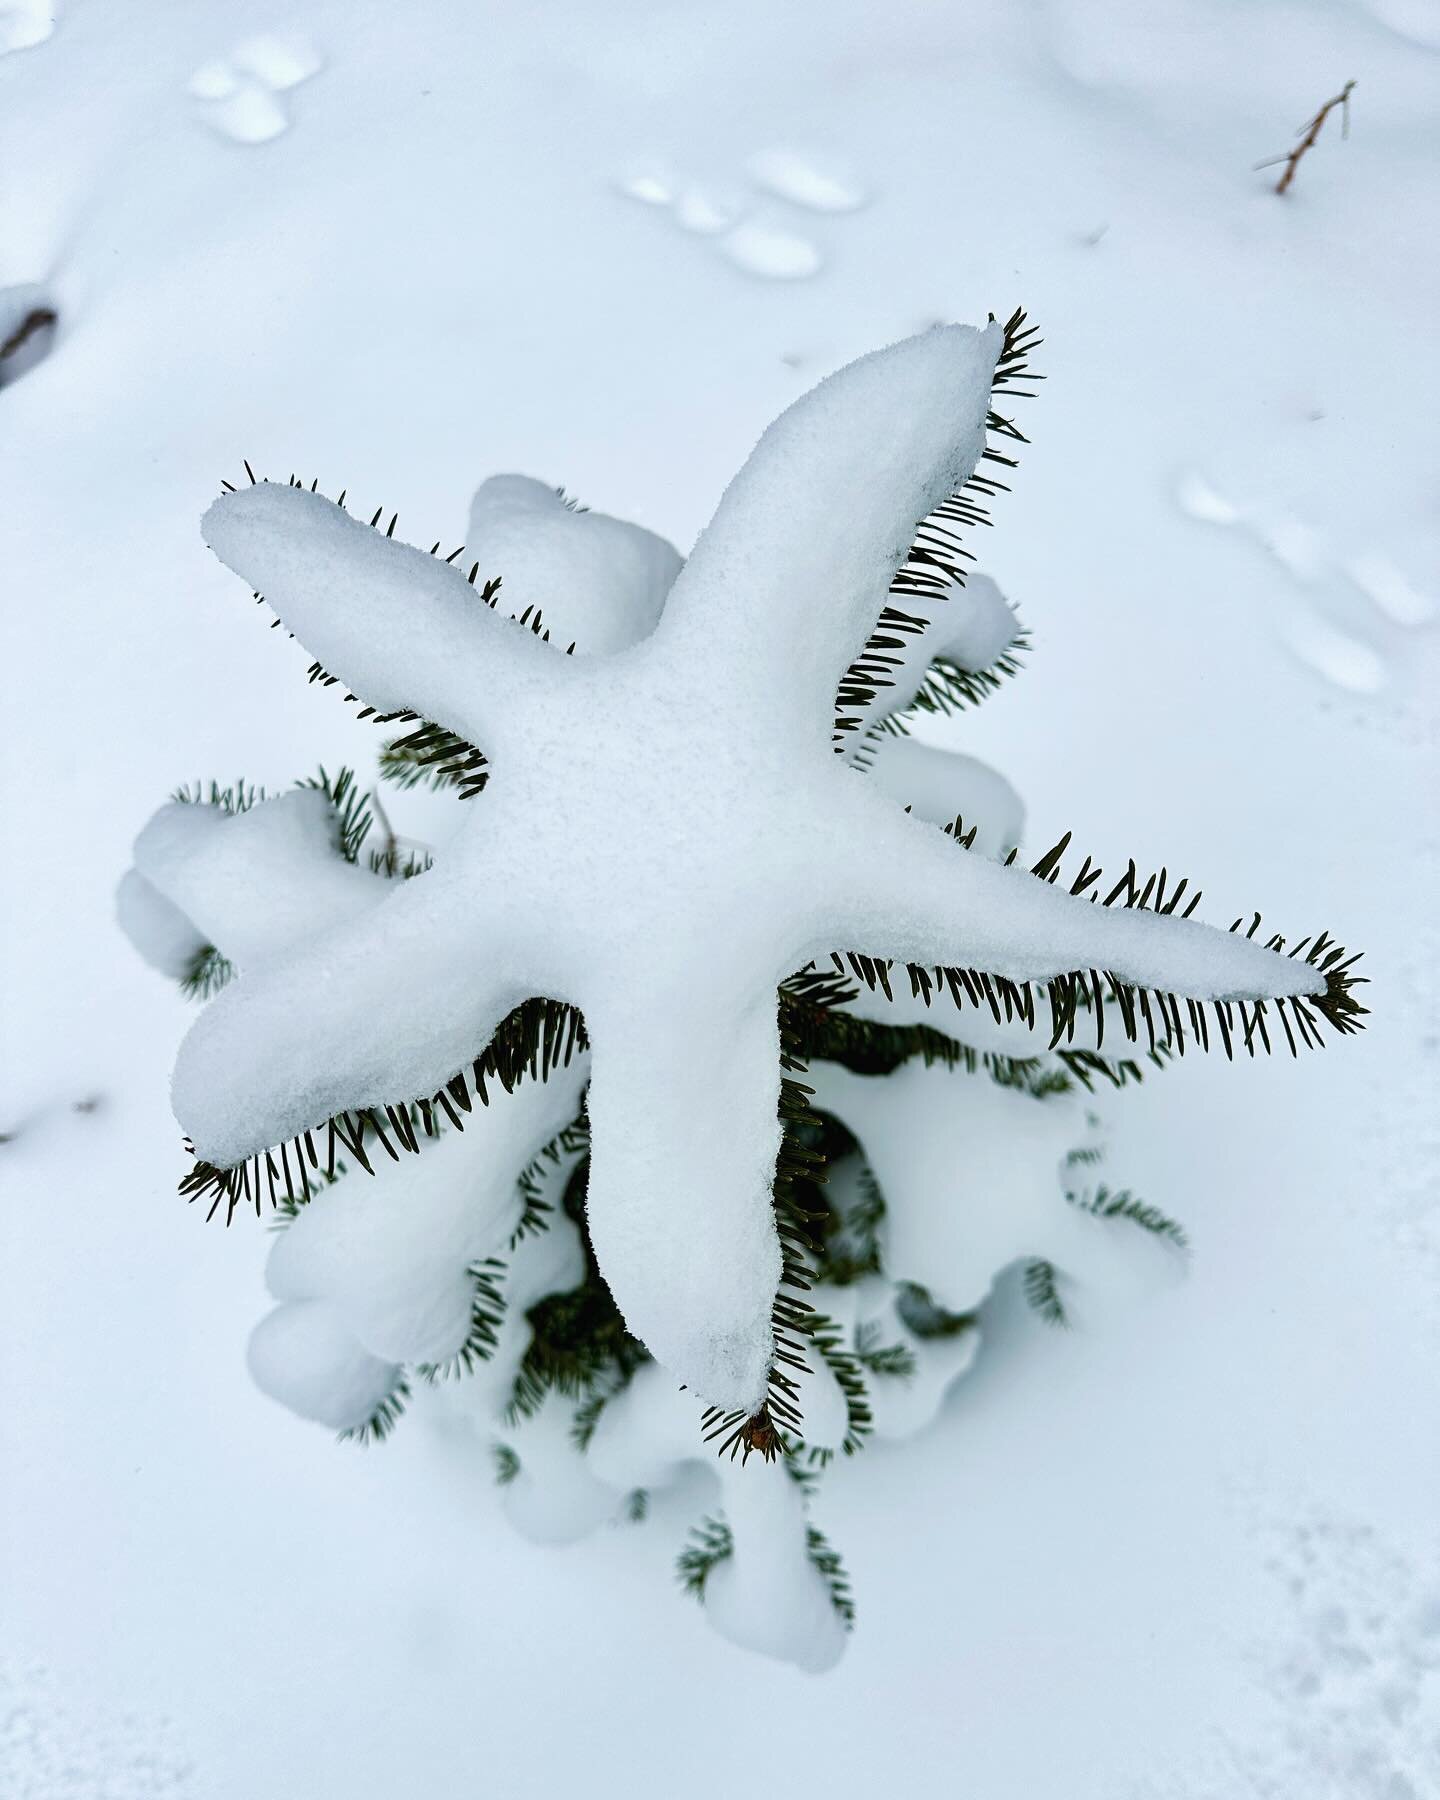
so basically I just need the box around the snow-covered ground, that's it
[3,2,1437,1794]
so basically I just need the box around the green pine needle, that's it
[418,1258,507,1381]
[854,1321,917,1379]
[338,1377,410,1446]
[677,1515,734,1600]
[895,1281,978,1341]
[806,1524,856,1628]
[179,943,234,1002]
[1068,1184,1189,1250]
[1022,1259,1068,1328]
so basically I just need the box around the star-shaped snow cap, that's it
[181,317,1364,1431]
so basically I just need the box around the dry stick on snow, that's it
[0,305,56,365]
[1258,80,1356,196]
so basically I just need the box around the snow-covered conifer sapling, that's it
[119,313,1366,1671]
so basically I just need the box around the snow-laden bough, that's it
[161,316,1362,1449]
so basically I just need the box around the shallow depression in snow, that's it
[187,31,323,144]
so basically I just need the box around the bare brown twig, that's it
[1258,80,1356,196]
[0,304,56,365]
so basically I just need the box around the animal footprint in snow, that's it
[188,32,323,145]
[1176,471,1436,696]
[0,0,52,55]
[744,148,868,215]
[1345,552,1437,629]
[618,147,870,283]
[617,169,747,238]
[1154,1512,1440,1798]
[721,224,823,281]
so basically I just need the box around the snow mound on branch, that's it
[466,474,683,653]
[497,1393,619,1545]
[247,1299,401,1432]
[848,1278,982,1440]
[132,790,387,969]
[818,1061,1078,1310]
[266,1062,588,1366]
[864,735,1024,854]
[704,1461,847,1674]
[581,1362,846,1671]
[115,868,207,979]
[818,1058,1185,1323]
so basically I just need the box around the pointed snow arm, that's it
[654,323,1003,730]
[202,482,567,752]
[580,985,786,1417]
[822,804,1366,1059]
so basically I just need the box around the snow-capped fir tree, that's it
[118,313,1365,1672]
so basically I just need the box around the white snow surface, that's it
[4,0,1435,1792]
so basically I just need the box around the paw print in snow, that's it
[0,0,52,56]
[619,146,869,282]
[188,32,323,146]
[1177,471,1437,696]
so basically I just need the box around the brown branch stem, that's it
[0,305,56,364]
[1270,80,1355,196]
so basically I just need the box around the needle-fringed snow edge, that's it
[174,306,1367,1468]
